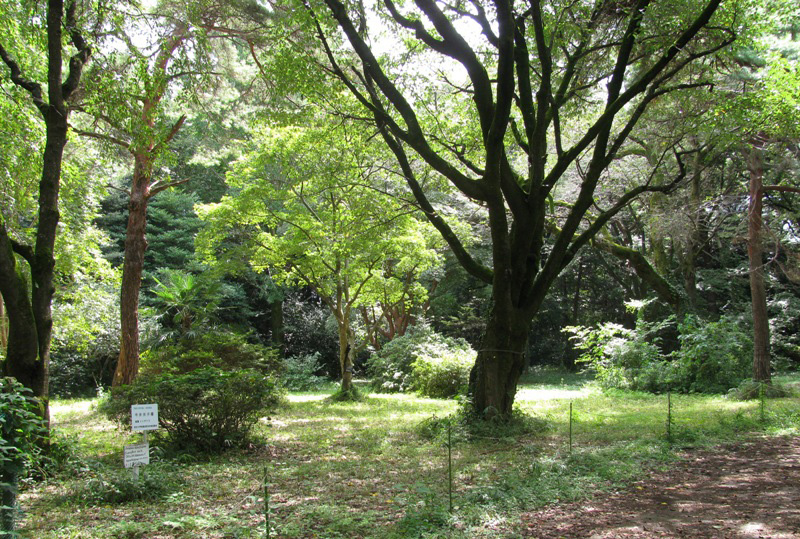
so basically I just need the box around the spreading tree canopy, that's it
[300,0,748,417]
[199,121,441,390]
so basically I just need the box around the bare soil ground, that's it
[520,436,800,539]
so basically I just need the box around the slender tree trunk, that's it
[337,318,355,391]
[113,155,152,386]
[746,146,771,384]
[269,296,284,356]
[468,299,530,418]
[0,294,8,351]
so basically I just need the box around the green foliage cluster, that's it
[367,325,475,398]
[1,378,47,532]
[281,352,327,391]
[49,278,120,397]
[729,379,794,400]
[769,292,800,371]
[141,330,281,377]
[68,464,181,505]
[283,290,340,376]
[568,313,752,393]
[0,379,46,478]
[99,368,284,453]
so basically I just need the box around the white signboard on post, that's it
[131,404,159,431]
[123,442,150,468]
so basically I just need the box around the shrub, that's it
[769,292,800,372]
[282,352,328,391]
[1,378,47,532]
[69,464,181,505]
[50,280,120,397]
[410,346,473,398]
[728,380,794,400]
[99,367,284,453]
[367,325,475,398]
[49,343,116,398]
[673,315,751,393]
[568,310,752,394]
[140,330,283,377]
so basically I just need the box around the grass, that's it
[16,371,800,539]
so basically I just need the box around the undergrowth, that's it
[17,372,800,539]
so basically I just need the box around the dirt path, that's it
[520,436,800,539]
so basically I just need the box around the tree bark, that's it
[0,294,7,351]
[746,146,771,384]
[594,238,683,313]
[337,318,355,391]
[0,226,41,393]
[113,154,153,386]
[469,301,530,418]
[317,0,727,418]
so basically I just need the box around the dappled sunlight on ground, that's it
[515,386,593,402]
[286,393,328,402]
[51,399,94,416]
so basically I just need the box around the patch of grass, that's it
[18,373,800,539]
[325,385,366,403]
[728,379,795,400]
[66,462,184,505]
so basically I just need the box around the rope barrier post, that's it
[448,419,453,513]
[264,465,270,539]
[569,401,573,456]
[666,391,672,443]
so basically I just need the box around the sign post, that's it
[126,404,158,480]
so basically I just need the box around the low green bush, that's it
[410,346,473,398]
[728,380,794,400]
[1,378,47,533]
[282,352,328,391]
[367,325,475,398]
[99,367,284,453]
[673,315,752,393]
[68,463,181,505]
[568,309,753,394]
[140,330,283,376]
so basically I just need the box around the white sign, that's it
[131,404,159,431]
[123,442,150,468]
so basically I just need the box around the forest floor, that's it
[18,372,800,539]
[520,435,800,539]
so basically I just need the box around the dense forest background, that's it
[2,0,800,414]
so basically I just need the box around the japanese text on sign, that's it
[131,404,159,431]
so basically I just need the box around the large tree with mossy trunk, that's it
[303,0,745,417]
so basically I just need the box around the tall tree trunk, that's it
[0,0,90,426]
[337,318,355,391]
[0,111,70,424]
[0,227,41,391]
[746,146,771,384]
[469,299,530,418]
[113,155,152,386]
